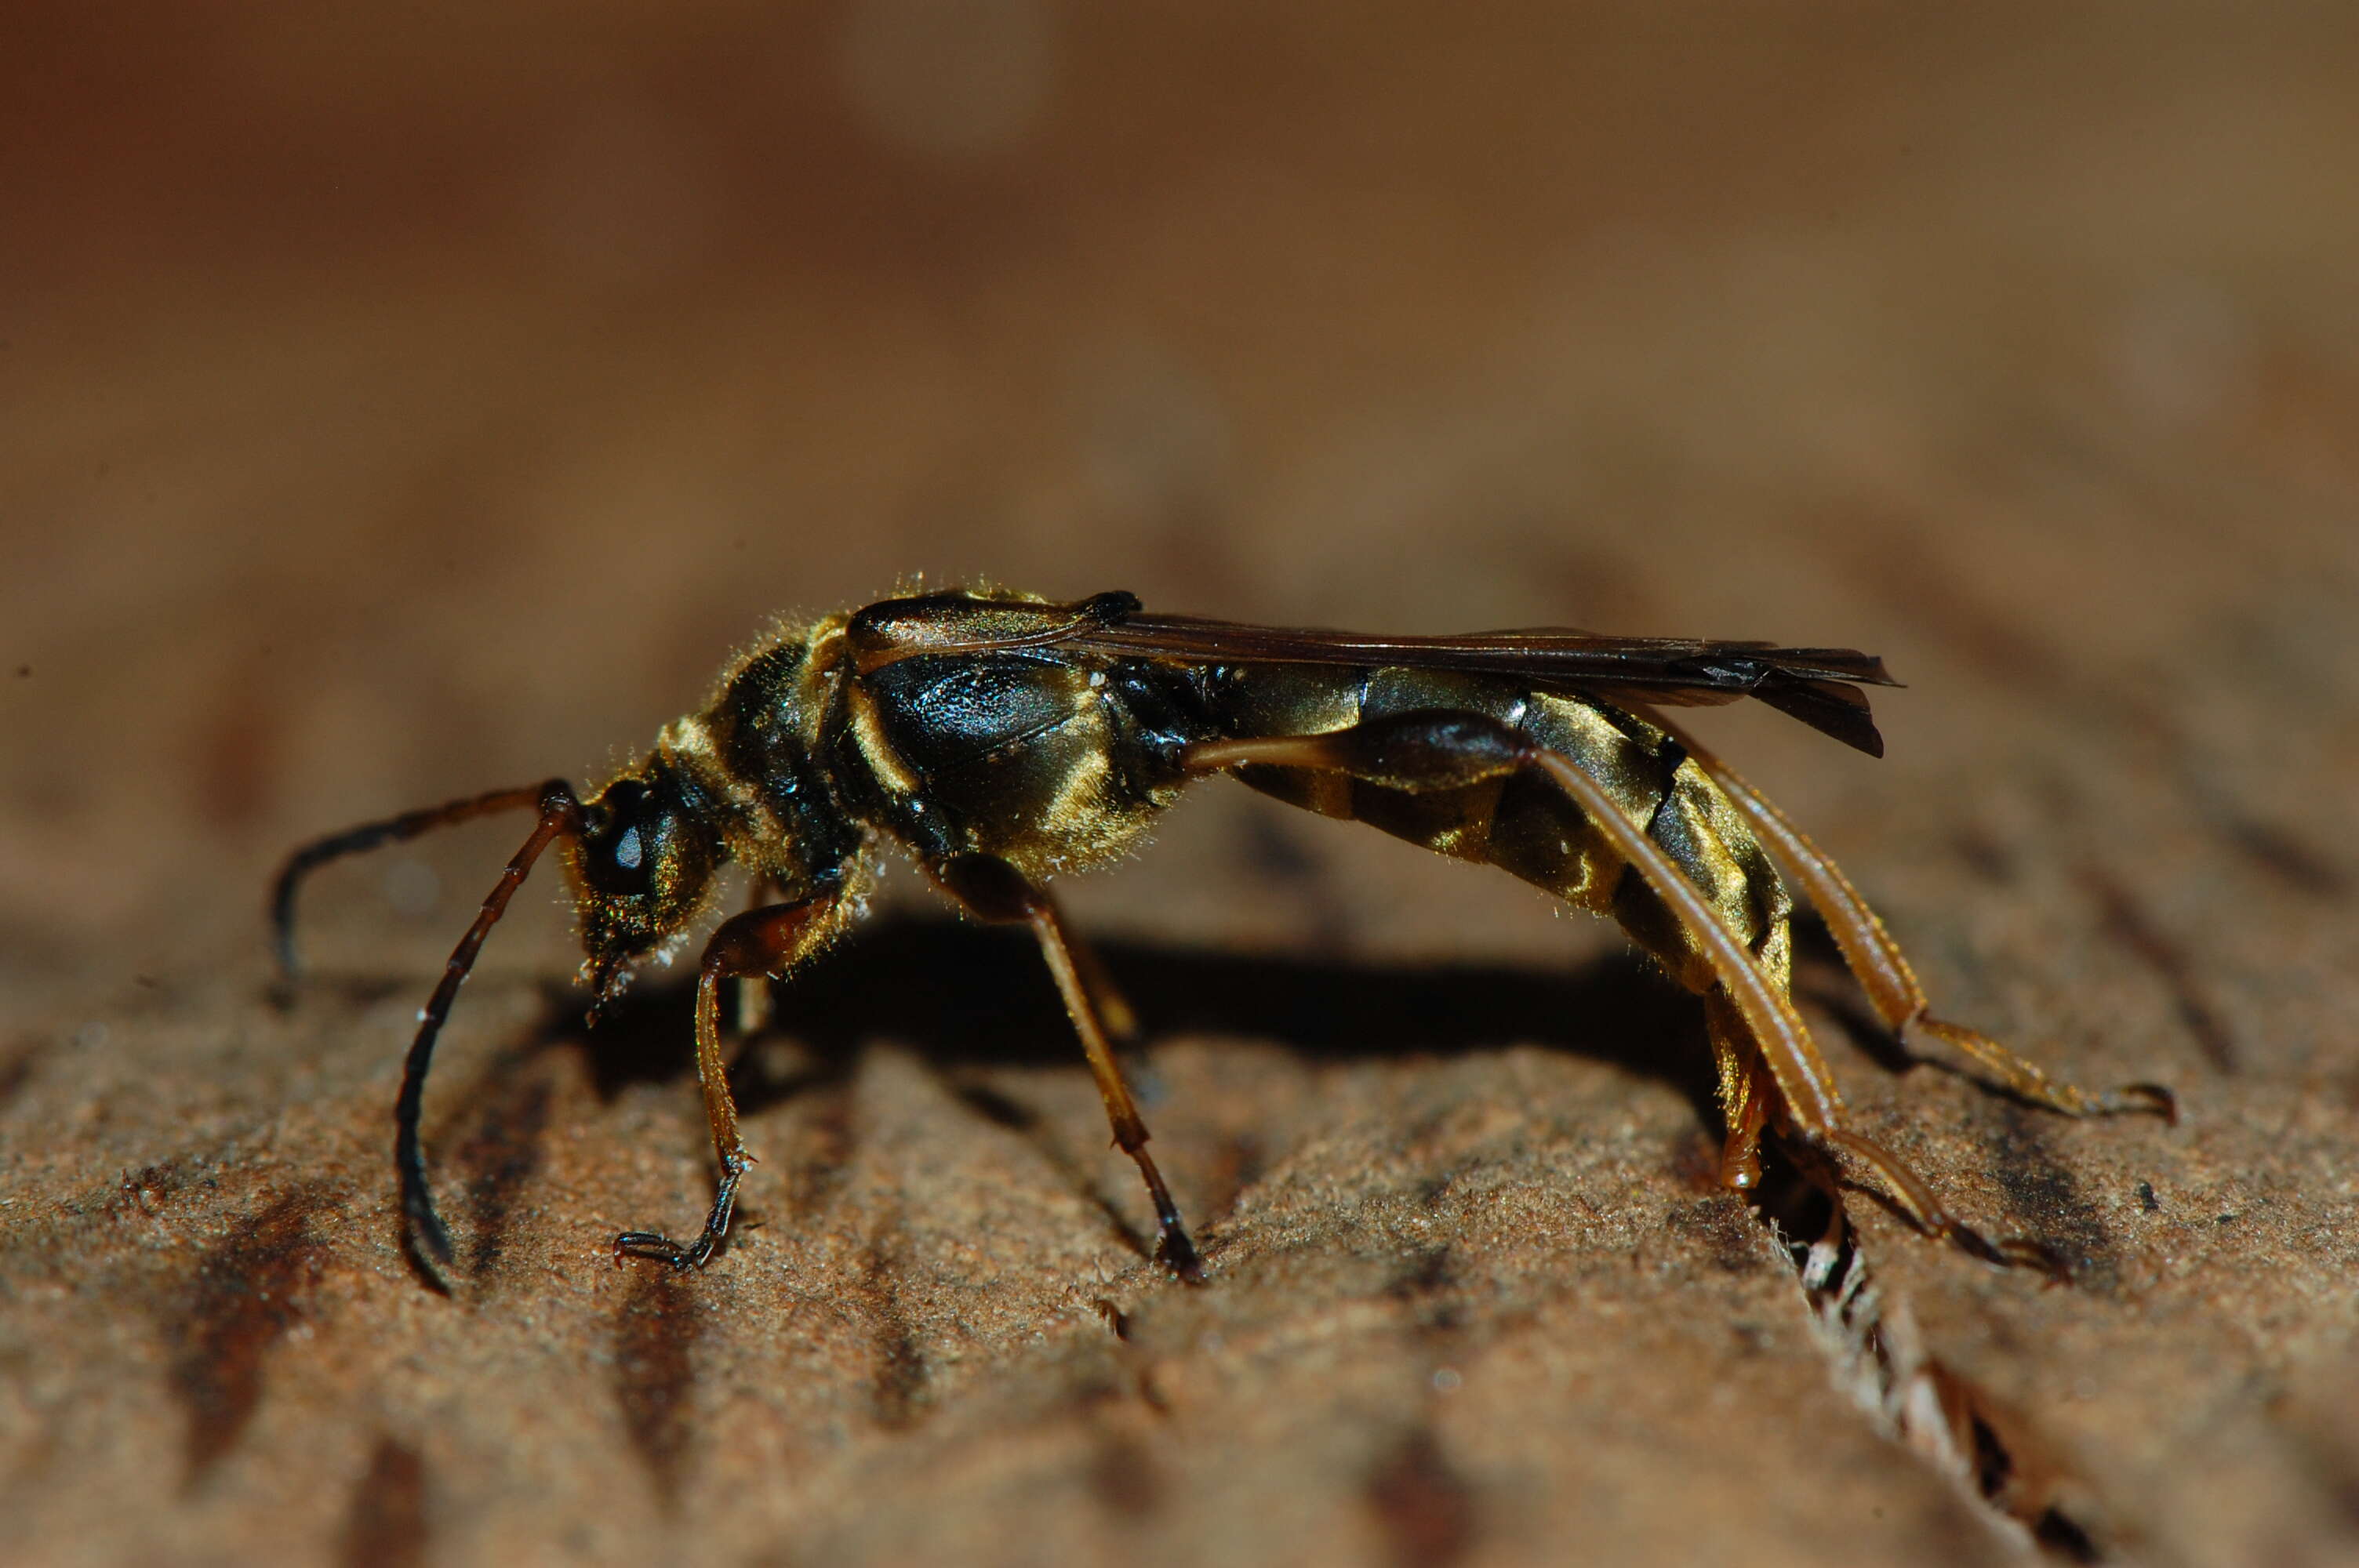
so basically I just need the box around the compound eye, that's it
[586,782,656,895]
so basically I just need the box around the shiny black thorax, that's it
[823,648,1220,873]
[669,604,1220,901]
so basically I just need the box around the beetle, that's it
[273,586,2171,1283]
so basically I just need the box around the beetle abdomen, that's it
[1218,663,1791,996]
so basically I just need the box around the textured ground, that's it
[5,6,2359,1565]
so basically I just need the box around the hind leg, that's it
[1649,716,2174,1124]
[1704,981,2053,1266]
[1187,710,2054,1267]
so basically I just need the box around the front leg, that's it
[614,892,846,1271]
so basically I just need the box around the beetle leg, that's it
[927,854,1198,1280]
[1183,711,2043,1266]
[1641,713,2176,1126]
[733,875,782,1036]
[1704,990,1773,1192]
[1064,920,1141,1045]
[615,891,849,1272]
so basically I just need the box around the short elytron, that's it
[274,587,2171,1283]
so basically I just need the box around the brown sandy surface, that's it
[5,7,2358,1565]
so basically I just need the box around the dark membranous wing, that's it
[1060,612,1899,757]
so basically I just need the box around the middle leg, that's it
[927,853,1201,1279]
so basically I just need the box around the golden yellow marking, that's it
[844,677,922,797]
[657,713,715,762]
[1528,748,1844,1134]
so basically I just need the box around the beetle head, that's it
[569,760,722,1008]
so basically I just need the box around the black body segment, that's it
[827,648,1205,877]
[702,641,867,897]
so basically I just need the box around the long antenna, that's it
[386,781,581,1283]
[268,782,558,979]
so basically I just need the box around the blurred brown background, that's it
[3,5,2357,1565]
